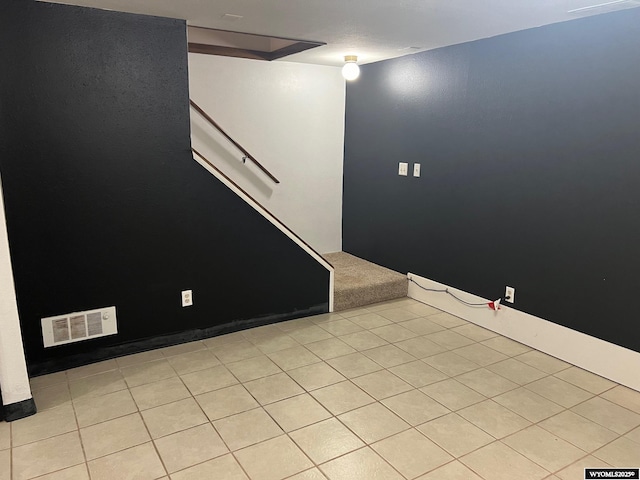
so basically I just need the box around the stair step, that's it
[324,252,408,311]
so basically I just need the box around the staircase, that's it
[323,252,408,311]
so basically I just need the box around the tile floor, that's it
[3,297,640,479]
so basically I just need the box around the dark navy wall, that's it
[0,1,328,373]
[343,9,640,353]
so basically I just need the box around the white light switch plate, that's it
[413,163,421,177]
[398,162,408,176]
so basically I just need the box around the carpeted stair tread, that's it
[324,252,408,311]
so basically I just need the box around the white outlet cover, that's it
[398,162,408,176]
[505,286,515,303]
[182,289,193,307]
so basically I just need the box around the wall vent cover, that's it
[41,306,117,348]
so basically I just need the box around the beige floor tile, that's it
[120,359,176,388]
[288,325,334,344]
[0,421,9,450]
[159,340,206,358]
[32,382,72,411]
[481,336,532,356]
[348,312,393,330]
[287,468,328,480]
[416,460,483,480]
[361,344,417,368]
[402,302,442,317]
[486,358,548,385]
[0,450,8,480]
[196,384,259,421]
[423,351,480,376]
[66,360,118,381]
[626,426,640,444]
[226,355,281,382]
[265,393,332,431]
[202,331,245,349]
[389,360,448,388]
[12,403,77,447]
[253,334,300,354]
[311,381,375,416]
[244,372,304,404]
[373,429,453,479]
[115,350,165,368]
[515,351,570,374]
[180,365,238,395]
[290,418,364,463]
[526,376,594,408]
[305,337,356,360]
[235,435,313,480]
[213,408,283,450]
[12,431,85,480]
[80,412,150,460]
[370,324,418,343]
[34,464,90,479]
[74,388,137,427]
[320,447,404,480]
[539,410,618,452]
[454,344,509,367]
[503,425,586,472]
[418,413,494,457]
[554,367,616,394]
[213,340,263,364]
[421,379,486,411]
[287,362,345,391]
[555,455,612,480]
[426,330,476,350]
[141,397,207,439]
[87,442,165,480]
[327,352,383,378]
[130,376,191,410]
[399,317,446,336]
[572,397,640,434]
[267,346,322,371]
[377,307,421,322]
[309,312,345,324]
[339,331,388,350]
[428,312,468,328]
[594,437,640,466]
[395,337,447,358]
[166,349,220,375]
[170,454,248,480]
[352,370,413,400]
[451,323,499,342]
[457,368,519,397]
[458,400,531,438]
[242,324,283,343]
[317,318,363,336]
[460,441,550,480]
[276,318,316,332]
[601,385,640,414]
[338,403,409,444]
[155,423,228,473]
[30,371,68,391]
[69,370,127,400]
[382,389,450,425]
[493,387,564,422]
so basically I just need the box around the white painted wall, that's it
[0,176,32,405]
[188,54,345,254]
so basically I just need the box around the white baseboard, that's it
[408,272,640,392]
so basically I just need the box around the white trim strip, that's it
[408,272,640,392]
[194,155,334,312]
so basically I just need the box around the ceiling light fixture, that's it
[342,55,360,81]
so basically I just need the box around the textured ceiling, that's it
[43,0,640,66]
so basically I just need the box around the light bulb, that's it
[342,55,360,81]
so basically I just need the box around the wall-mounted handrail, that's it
[192,148,333,274]
[190,99,280,184]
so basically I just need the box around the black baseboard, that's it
[28,303,328,377]
[2,397,37,422]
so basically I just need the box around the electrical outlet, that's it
[413,163,421,177]
[505,286,515,303]
[181,289,193,307]
[398,162,408,176]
